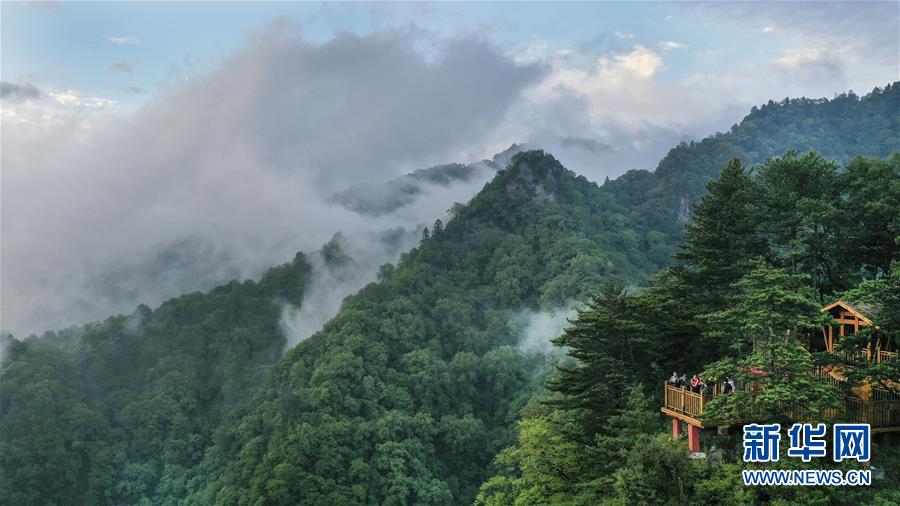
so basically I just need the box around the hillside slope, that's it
[188,152,628,504]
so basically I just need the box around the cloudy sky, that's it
[1,1,898,337]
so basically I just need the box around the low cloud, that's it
[5,9,894,338]
[483,42,745,177]
[0,81,40,101]
[515,308,576,354]
[559,136,613,154]
[1,25,542,336]
[770,46,854,92]
[280,230,419,349]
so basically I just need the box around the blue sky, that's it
[4,1,871,109]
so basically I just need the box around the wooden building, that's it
[662,300,899,453]
[820,300,896,363]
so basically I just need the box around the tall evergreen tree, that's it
[547,281,655,437]
[703,262,840,425]
[676,158,768,309]
[756,151,844,298]
[838,154,900,278]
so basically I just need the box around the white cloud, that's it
[47,89,118,108]
[772,46,854,69]
[696,2,897,69]
[108,36,141,45]
[1,26,542,336]
[476,41,746,181]
[658,40,684,51]
[614,31,635,39]
[515,37,550,63]
[614,44,664,79]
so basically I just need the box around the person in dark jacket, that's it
[722,376,734,394]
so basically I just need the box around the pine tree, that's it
[547,280,654,436]
[838,154,900,278]
[756,151,844,298]
[703,262,840,425]
[675,158,767,309]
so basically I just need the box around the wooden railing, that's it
[846,397,900,428]
[814,367,846,388]
[832,348,896,363]
[663,383,705,418]
[753,337,896,364]
[872,386,900,401]
[834,349,870,363]
[663,381,900,428]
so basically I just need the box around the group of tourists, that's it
[668,371,737,396]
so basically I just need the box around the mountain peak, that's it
[495,149,571,203]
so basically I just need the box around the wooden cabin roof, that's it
[821,299,881,325]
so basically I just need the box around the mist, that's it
[0,25,542,337]
[4,15,883,339]
[279,229,419,349]
[515,307,577,355]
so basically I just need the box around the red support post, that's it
[672,418,682,438]
[688,425,701,452]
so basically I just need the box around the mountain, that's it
[475,151,900,505]
[189,151,638,504]
[606,84,900,239]
[1,84,898,505]
[0,232,417,505]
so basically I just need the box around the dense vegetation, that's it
[0,251,317,504]
[477,152,900,505]
[1,84,898,505]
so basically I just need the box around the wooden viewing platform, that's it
[661,384,707,427]
[662,300,899,452]
[662,383,900,431]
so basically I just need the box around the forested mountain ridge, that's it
[605,84,900,238]
[477,151,900,505]
[1,84,898,505]
[188,152,647,504]
[0,250,315,504]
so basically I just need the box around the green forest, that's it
[1,84,899,505]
